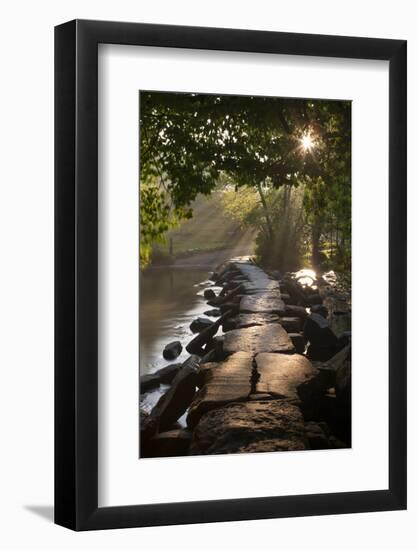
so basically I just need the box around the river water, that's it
[139,267,222,415]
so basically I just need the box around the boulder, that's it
[200,348,217,364]
[280,317,302,332]
[270,270,283,280]
[187,351,253,428]
[222,324,294,356]
[140,363,183,393]
[335,348,351,405]
[156,362,183,384]
[311,304,328,318]
[140,409,158,444]
[190,317,214,333]
[305,293,323,306]
[304,313,339,348]
[307,344,342,362]
[338,331,352,347]
[282,278,307,305]
[280,293,293,304]
[285,305,308,319]
[142,429,192,458]
[288,333,305,354]
[204,288,216,300]
[162,340,183,360]
[186,309,233,354]
[140,373,161,393]
[305,421,330,450]
[148,355,201,432]
[189,400,307,455]
[204,308,221,317]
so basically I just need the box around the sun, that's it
[300,132,314,152]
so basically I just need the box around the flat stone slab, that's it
[240,293,285,315]
[223,324,294,355]
[255,353,319,399]
[233,313,281,329]
[187,351,253,428]
[241,280,281,295]
[189,400,307,455]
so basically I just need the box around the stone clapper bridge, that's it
[140,257,349,457]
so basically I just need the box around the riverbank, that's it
[140,257,351,457]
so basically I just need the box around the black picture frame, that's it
[55,19,407,531]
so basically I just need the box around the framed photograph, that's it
[55,19,406,530]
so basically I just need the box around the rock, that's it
[270,270,282,280]
[280,293,293,304]
[204,288,216,300]
[223,324,294,356]
[335,348,351,405]
[218,301,240,315]
[211,335,225,359]
[207,284,243,306]
[305,421,330,449]
[189,400,307,455]
[255,353,320,401]
[228,313,281,330]
[288,333,305,354]
[304,313,339,348]
[142,429,192,458]
[305,293,323,306]
[140,373,161,393]
[186,310,233,355]
[240,293,286,315]
[196,361,219,388]
[323,345,351,374]
[307,344,342,362]
[200,348,217,364]
[190,317,214,333]
[149,355,201,432]
[317,391,351,446]
[162,340,183,360]
[140,409,158,444]
[329,436,349,449]
[338,331,351,347]
[311,304,328,318]
[282,278,307,305]
[156,362,183,384]
[204,308,221,317]
[280,317,302,332]
[187,351,253,428]
[285,305,308,319]
[140,363,183,393]
[248,392,274,401]
[240,280,281,294]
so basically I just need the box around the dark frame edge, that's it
[388,40,407,510]
[54,19,78,530]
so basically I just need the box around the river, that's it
[139,266,223,416]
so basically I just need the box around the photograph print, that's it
[139,91,351,459]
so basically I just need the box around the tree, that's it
[139,91,351,272]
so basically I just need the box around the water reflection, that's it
[139,267,221,414]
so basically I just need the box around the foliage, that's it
[139,91,351,272]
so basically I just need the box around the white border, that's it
[98,44,389,507]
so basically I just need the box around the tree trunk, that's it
[256,182,274,242]
[311,221,322,274]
